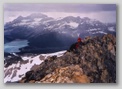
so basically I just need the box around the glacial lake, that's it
[4,40,28,53]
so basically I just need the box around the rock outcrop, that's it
[40,65,90,83]
[4,53,23,67]
[19,34,116,83]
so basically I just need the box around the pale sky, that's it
[4,4,116,23]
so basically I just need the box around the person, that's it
[68,37,84,52]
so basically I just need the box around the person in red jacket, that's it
[68,37,83,52]
[75,37,82,49]
[78,37,82,42]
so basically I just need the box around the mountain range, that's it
[4,13,116,53]
[4,34,116,83]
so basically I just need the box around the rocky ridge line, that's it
[19,34,116,83]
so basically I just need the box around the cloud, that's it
[43,11,116,23]
[4,4,116,13]
[4,4,116,23]
[4,11,116,24]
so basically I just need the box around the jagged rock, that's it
[29,80,35,83]
[40,65,90,83]
[19,78,26,83]
[19,34,116,83]
[4,54,23,67]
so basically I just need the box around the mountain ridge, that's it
[4,13,116,54]
[17,34,116,83]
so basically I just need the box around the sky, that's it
[4,4,116,23]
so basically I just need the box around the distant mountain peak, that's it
[82,17,91,21]
[26,13,48,18]
[12,16,24,23]
[17,16,23,19]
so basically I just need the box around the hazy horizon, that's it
[4,4,116,23]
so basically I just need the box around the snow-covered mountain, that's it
[4,13,116,53]
[4,50,66,83]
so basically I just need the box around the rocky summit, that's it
[19,34,116,83]
[40,65,90,83]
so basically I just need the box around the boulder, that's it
[40,65,90,83]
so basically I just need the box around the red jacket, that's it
[75,43,79,49]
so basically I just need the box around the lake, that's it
[4,40,28,53]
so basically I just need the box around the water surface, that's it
[4,40,28,53]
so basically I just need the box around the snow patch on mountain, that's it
[88,28,98,32]
[21,19,30,23]
[13,22,29,26]
[12,18,42,27]
[34,18,43,22]
[67,22,79,28]
[92,31,107,34]
[108,27,115,32]
[30,22,40,26]
[42,19,54,24]
[4,50,66,83]
[55,17,63,21]
[58,21,78,29]
[41,50,66,59]
[61,31,67,34]
[98,31,107,34]
[4,55,43,83]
